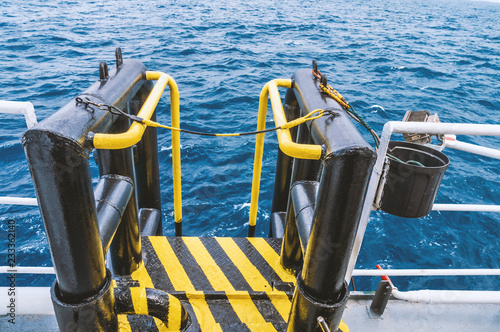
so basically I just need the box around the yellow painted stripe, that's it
[227,292,277,332]
[149,237,195,291]
[187,292,223,332]
[129,287,148,315]
[118,315,132,332]
[264,291,291,323]
[216,238,270,290]
[339,319,350,332]
[153,317,169,332]
[217,238,291,322]
[184,237,271,329]
[183,237,234,291]
[149,237,220,331]
[167,295,183,331]
[246,238,295,283]
[130,262,155,289]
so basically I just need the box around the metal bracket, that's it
[368,280,392,318]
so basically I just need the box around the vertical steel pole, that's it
[280,123,322,274]
[23,57,146,331]
[286,68,376,331]
[131,81,163,235]
[97,109,141,275]
[271,89,301,214]
[270,89,301,237]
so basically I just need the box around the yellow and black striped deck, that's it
[115,236,348,332]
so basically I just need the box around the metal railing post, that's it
[97,108,141,276]
[131,81,163,235]
[23,58,146,331]
[286,69,376,332]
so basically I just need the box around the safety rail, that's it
[347,121,500,282]
[0,100,38,128]
[21,53,178,331]
[249,78,324,236]
[91,71,183,234]
[4,265,500,277]
[90,74,325,236]
[0,100,38,207]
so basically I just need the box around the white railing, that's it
[2,266,500,277]
[0,101,38,207]
[0,100,38,129]
[346,121,500,286]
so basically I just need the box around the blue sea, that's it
[0,0,499,292]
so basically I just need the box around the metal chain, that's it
[75,97,331,138]
[75,97,144,122]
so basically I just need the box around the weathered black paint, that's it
[130,82,163,235]
[114,287,191,330]
[285,69,376,331]
[95,174,134,254]
[97,101,142,276]
[270,212,286,238]
[23,58,147,331]
[270,88,301,219]
[287,275,349,332]
[380,141,449,218]
[290,180,319,254]
[370,280,392,317]
[139,208,162,236]
[51,269,117,332]
[23,58,145,300]
[280,123,322,274]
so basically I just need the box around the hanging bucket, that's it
[380,141,449,218]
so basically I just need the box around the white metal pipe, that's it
[391,289,500,304]
[432,204,500,212]
[345,121,393,281]
[346,121,500,282]
[0,287,54,315]
[352,269,500,277]
[0,266,55,274]
[9,266,497,277]
[0,196,38,206]
[0,100,38,128]
[444,138,500,159]
[387,121,500,137]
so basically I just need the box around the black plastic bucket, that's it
[380,141,449,218]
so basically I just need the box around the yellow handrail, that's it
[91,73,323,235]
[93,71,183,227]
[248,79,323,232]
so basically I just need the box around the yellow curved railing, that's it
[91,73,323,235]
[248,79,322,231]
[93,71,182,227]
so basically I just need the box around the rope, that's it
[75,97,326,138]
[312,64,425,167]
[312,68,381,148]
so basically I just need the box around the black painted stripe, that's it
[166,237,214,291]
[127,315,159,332]
[200,237,253,291]
[233,238,285,285]
[206,292,249,331]
[114,287,135,314]
[249,292,286,330]
[142,237,174,291]
[173,292,202,332]
[145,288,170,324]
[267,238,282,255]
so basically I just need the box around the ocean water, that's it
[0,0,498,291]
